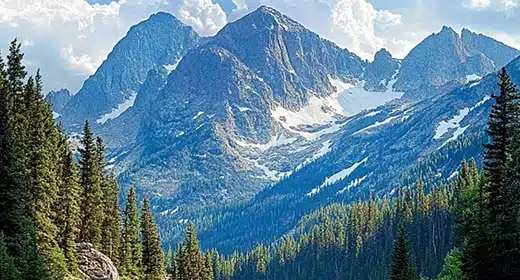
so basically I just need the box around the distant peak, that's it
[255,5,280,16]
[374,48,392,60]
[143,11,183,26]
[439,25,457,35]
[461,28,473,34]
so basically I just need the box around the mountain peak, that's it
[135,11,186,30]
[374,48,392,60]
[438,25,458,37]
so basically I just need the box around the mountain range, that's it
[52,6,520,251]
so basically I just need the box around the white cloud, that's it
[466,0,492,8]
[0,0,227,93]
[463,0,519,10]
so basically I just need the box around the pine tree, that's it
[55,134,81,274]
[174,246,187,280]
[481,68,520,278]
[25,71,66,277]
[0,39,51,279]
[0,232,20,280]
[484,68,520,220]
[97,137,123,266]
[202,254,214,280]
[101,175,123,267]
[460,176,494,280]
[390,226,415,280]
[121,187,142,279]
[174,223,212,280]
[78,121,104,247]
[437,248,463,280]
[141,197,165,280]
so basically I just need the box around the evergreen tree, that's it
[97,137,123,266]
[78,121,104,247]
[0,39,51,279]
[174,223,212,280]
[460,174,493,280]
[390,226,415,280]
[101,175,123,267]
[480,68,520,278]
[25,71,66,277]
[55,134,81,274]
[141,197,165,280]
[437,248,464,280]
[0,232,20,280]
[202,254,214,280]
[121,187,142,279]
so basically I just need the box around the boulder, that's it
[77,243,119,280]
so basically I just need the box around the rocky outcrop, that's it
[77,243,119,280]
[59,12,200,131]
[45,88,72,113]
[393,26,501,92]
[364,48,400,91]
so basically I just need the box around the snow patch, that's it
[307,157,368,196]
[164,58,182,74]
[466,74,481,82]
[448,171,459,180]
[161,206,179,216]
[237,106,251,112]
[235,134,298,152]
[97,91,138,125]
[356,114,404,134]
[294,140,332,172]
[193,111,205,120]
[329,76,403,117]
[434,95,491,140]
[364,110,381,118]
[337,175,368,194]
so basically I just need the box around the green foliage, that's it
[141,198,165,280]
[121,187,143,279]
[390,226,415,280]
[0,41,168,280]
[174,223,213,280]
[0,232,20,280]
[437,248,463,280]
[99,138,123,266]
[458,68,520,279]
[55,134,81,274]
[78,121,104,247]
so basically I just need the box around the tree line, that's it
[0,39,164,280]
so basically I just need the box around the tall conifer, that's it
[121,187,142,279]
[79,121,104,247]
[390,226,415,280]
[141,197,165,280]
[55,134,81,274]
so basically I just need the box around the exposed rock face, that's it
[77,243,119,280]
[364,48,400,91]
[59,12,200,131]
[45,88,72,113]
[461,28,520,68]
[394,26,499,92]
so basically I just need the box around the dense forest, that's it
[2,40,520,280]
[0,40,164,280]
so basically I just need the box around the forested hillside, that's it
[0,40,164,280]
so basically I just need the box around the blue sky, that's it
[1,0,519,93]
